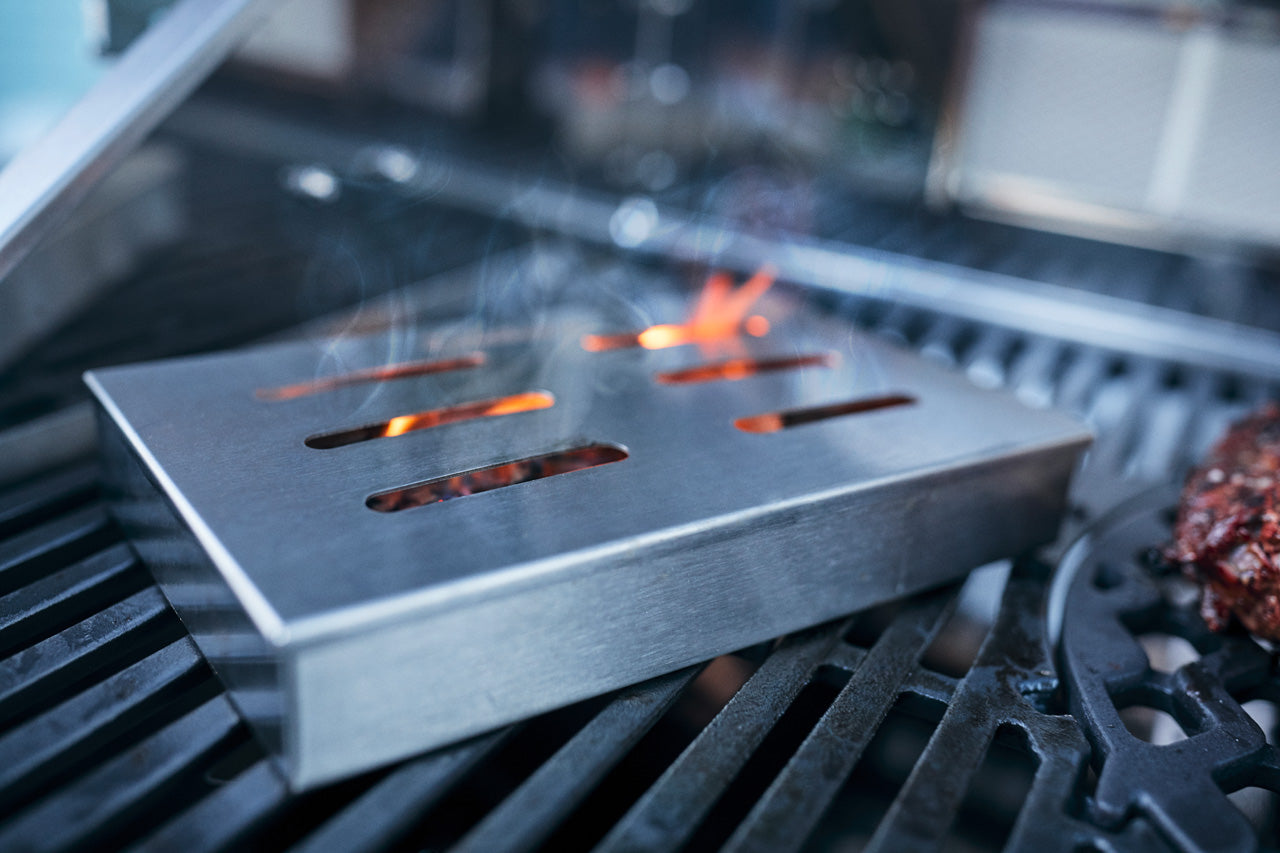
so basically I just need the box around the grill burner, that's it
[84,272,1088,788]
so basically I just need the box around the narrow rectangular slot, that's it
[367,444,628,512]
[655,353,832,385]
[256,353,485,401]
[735,393,915,433]
[306,392,554,449]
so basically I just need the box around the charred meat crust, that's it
[1168,403,1280,641]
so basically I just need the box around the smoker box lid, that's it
[85,287,1090,788]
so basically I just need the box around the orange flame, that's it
[581,266,776,353]
[305,392,555,449]
[383,415,417,437]
[374,392,554,438]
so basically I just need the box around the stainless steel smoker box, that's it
[86,278,1090,789]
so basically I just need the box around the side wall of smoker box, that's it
[93,404,290,773]
[285,438,1082,789]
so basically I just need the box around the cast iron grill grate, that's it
[0,470,1272,851]
[5,245,1280,850]
[1058,490,1280,852]
[0,461,1060,852]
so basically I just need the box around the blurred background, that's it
[5,0,1280,457]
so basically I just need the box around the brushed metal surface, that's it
[86,268,1090,788]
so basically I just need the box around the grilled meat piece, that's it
[1168,403,1280,640]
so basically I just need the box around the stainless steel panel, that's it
[87,259,1090,788]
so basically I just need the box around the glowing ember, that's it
[306,392,554,449]
[581,266,776,352]
[383,415,417,438]
[367,444,628,511]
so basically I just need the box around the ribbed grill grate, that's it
[2,251,1280,851]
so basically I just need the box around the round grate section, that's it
[1057,488,1280,852]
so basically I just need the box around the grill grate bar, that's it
[1092,361,1165,473]
[722,589,956,853]
[1170,372,1229,473]
[0,505,115,598]
[0,587,176,725]
[1003,714,1093,851]
[131,759,290,853]
[0,696,242,853]
[594,624,851,853]
[0,543,143,657]
[1006,336,1065,409]
[1052,347,1109,415]
[869,303,918,347]
[1169,374,1220,474]
[865,565,1060,852]
[0,637,207,813]
[290,731,508,853]
[1122,390,1200,482]
[899,666,958,708]
[811,642,868,675]
[917,315,965,367]
[0,465,98,542]
[960,326,1018,390]
[454,668,699,853]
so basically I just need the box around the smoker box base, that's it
[86,268,1089,790]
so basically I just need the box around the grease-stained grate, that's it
[1057,489,1280,851]
[0,463,1196,853]
[0,462,1059,852]
[85,275,1087,789]
[10,235,1280,851]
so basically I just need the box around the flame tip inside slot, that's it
[736,393,916,433]
[306,391,555,449]
[257,353,487,401]
[367,444,628,512]
[581,266,775,352]
[580,315,771,353]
